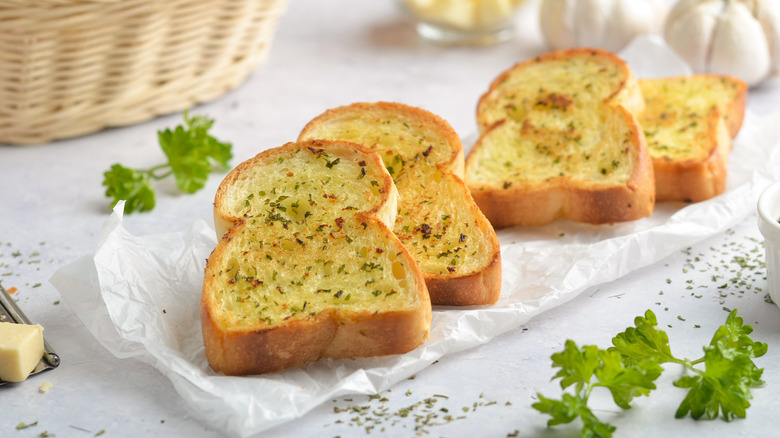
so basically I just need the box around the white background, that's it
[3,0,780,437]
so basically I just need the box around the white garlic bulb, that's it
[664,0,780,86]
[539,0,667,53]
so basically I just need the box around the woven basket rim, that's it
[0,0,139,4]
[0,0,287,145]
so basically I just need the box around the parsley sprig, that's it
[102,110,232,213]
[533,309,767,437]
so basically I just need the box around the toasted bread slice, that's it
[638,75,747,202]
[204,140,431,375]
[466,48,655,227]
[298,102,501,306]
[476,48,645,134]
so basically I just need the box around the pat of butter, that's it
[0,322,44,382]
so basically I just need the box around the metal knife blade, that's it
[0,284,60,385]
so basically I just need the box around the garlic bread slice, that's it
[467,48,655,227]
[639,75,747,202]
[204,140,431,375]
[299,102,502,306]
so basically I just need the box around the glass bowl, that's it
[398,0,525,46]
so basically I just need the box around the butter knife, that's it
[0,284,60,385]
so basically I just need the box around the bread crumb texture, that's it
[466,48,654,227]
[39,381,53,393]
[201,141,431,375]
[640,75,744,162]
[638,75,746,202]
[210,143,420,327]
[299,103,501,306]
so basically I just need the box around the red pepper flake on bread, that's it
[466,48,655,227]
[638,74,747,203]
[299,102,501,306]
[203,140,431,375]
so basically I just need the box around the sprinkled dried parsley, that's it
[652,225,768,326]
[326,389,507,436]
[15,421,37,430]
[0,241,58,305]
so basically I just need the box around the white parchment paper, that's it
[51,38,780,437]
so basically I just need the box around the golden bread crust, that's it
[651,110,729,203]
[724,79,747,138]
[299,102,502,306]
[423,246,501,306]
[213,140,398,238]
[301,102,466,178]
[476,48,645,133]
[468,108,655,227]
[639,75,747,203]
[203,140,431,375]
[201,288,431,375]
[467,49,655,227]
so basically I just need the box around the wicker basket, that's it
[0,0,287,145]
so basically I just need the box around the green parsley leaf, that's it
[710,310,768,364]
[535,309,766,437]
[533,392,588,427]
[610,309,676,365]
[550,340,600,391]
[158,110,232,194]
[534,391,618,438]
[101,110,231,213]
[580,405,618,438]
[534,339,662,436]
[594,349,662,409]
[102,164,155,212]
[673,310,767,421]
[16,421,38,430]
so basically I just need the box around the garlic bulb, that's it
[664,0,780,86]
[539,0,666,53]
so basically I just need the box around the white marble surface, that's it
[2,0,780,437]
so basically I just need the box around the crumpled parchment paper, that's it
[51,36,780,437]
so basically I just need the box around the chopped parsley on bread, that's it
[466,48,655,227]
[203,140,431,375]
[476,49,645,134]
[298,102,502,306]
[639,75,747,203]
